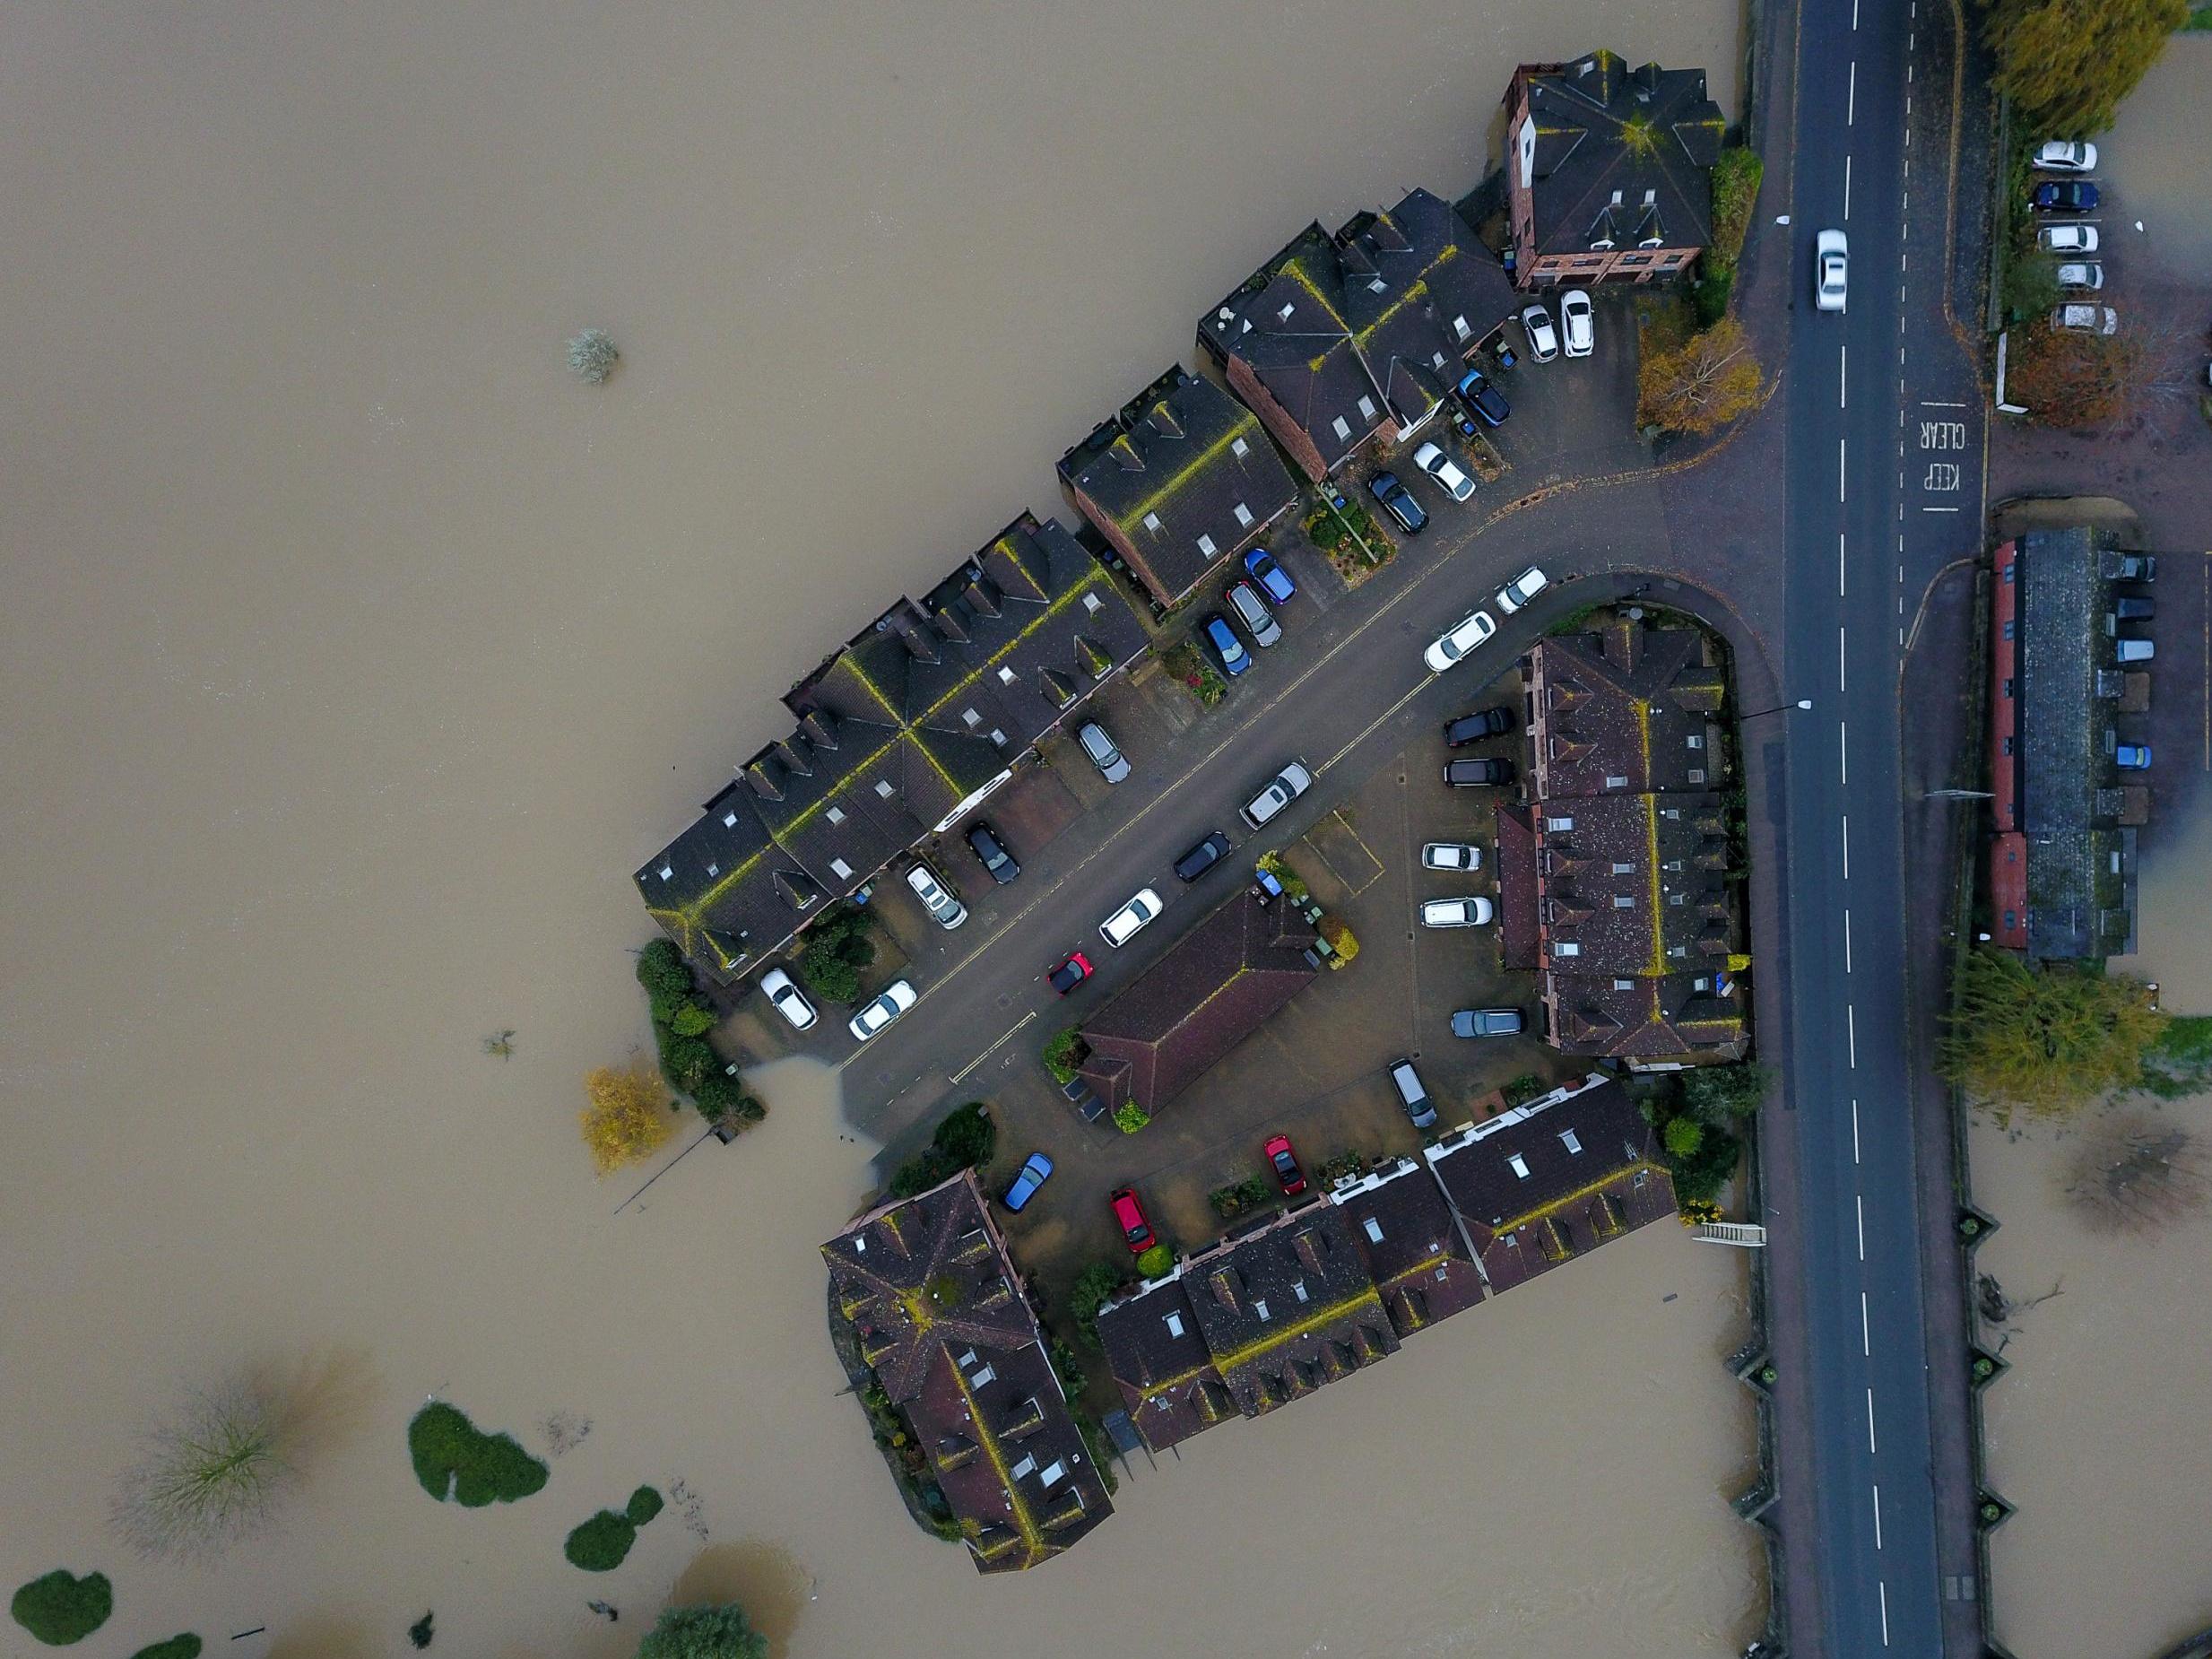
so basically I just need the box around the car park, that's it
[2113,596,2155,621]
[2055,261,2104,291]
[1421,840,1481,872]
[1495,565,1549,615]
[1558,288,1594,357]
[1238,760,1314,830]
[1226,579,1283,647]
[904,861,969,929]
[966,821,1021,884]
[1412,441,1476,502]
[2116,743,2152,770]
[1078,720,1131,784]
[1389,1058,1437,1130]
[1368,470,1428,534]
[1002,1152,1054,1212]
[1815,228,1848,312]
[846,978,917,1042]
[1454,366,1510,426]
[1264,1134,1306,1196]
[1174,830,1234,882]
[1520,302,1559,361]
[1202,612,1251,677]
[2050,304,2119,334]
[2033,139,2097,171]
[1444,757,1515,787]
[1046,951,1093,995]
[1423,608,1497,673]
[2037,222,2098,253]
[759,966,818,1030]
[1098,887,1164,948]
[2032,180,2100,213]
[1109,1187,1156,1253]
[1244,547,1297,604]
[1451,1006,1525,1038]
[1420,896,1495,928]
[1444,706,1514,745]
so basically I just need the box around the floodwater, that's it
[2101,33,2212,277]
[0,3,1749,1655]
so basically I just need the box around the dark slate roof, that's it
[1201,224,1392,474]
[2015,525,2105,960]
[1334,189,1515,433]
[1544,968,1748,1060]
[1059,367,1302,607]
[1494,803,1540,972]
[1525,623,1727,801]
[1328,1157,1487,1337]
[1532,791,1732,976]
[1515,52,1725,257]
[1076,888,1318,1114]
[1094,1275,1236,1452]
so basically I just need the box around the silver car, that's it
[1238,760,1314,830]
[1226,579,1282,647]
[1419,896,1494,928]
[1520,303,1559,362]
[1078,720,1131,784]
[1815,229,1848,313]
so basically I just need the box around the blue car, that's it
[1243,547,1297,605]
[2031,180,2099,213]
[1202,612,1251,676]
[1454,367,1511,427]
[1002,1151,1054,1212]
[2116,743,2152,770]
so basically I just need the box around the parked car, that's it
[1389,1057,1437,1130]
[966,821,1021,884]
[1109,1187,1156,1253]
[1098,887,1164,948]
[1454,366,1511,426]
[1046,951,1093,995]
[1264,1134,1306,1196]
[2050,304,2119,334]
[1412,440,1476,502]
[2116,638,2155,663]
[1558,288,1594,357]
[1520,302,1560,362]
[1815,228,1849,312]
[2113,596,2155,621]
[1238,760,1314,830]
[759,966,818,1031]
[1421,840,1482,872]
[1201,612,1251,676]
[904,861,968,930]
[2104,552,2156,581]
[1495,565,1549,615]
[1226,579,1283,647]
[1078,719,1131,784]
[1002,1152,1054,1212]
[1444,706,1514,745]
[2033,139,2097,172]
[1368,470,1428,534]
[1423,608,1497,673]
[2115,743,2153,770]
[1174,830,1234,882]
[2037,222,2098,253]
[1420,896,1495,928]
[846,978,917,1042]
[2032,180,2100,213]
[1244,546,1297,604]
[1444,757,1515,787]
[1451,1006,1526,1038]
[2055,261,2104,291]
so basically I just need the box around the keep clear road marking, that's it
[950,1009,1036,1083]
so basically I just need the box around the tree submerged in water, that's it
[567,329,620,384]
[111,1377,292,1560]
[2066,1111,2208,1236]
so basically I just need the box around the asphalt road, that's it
[1777,0,1987,1651]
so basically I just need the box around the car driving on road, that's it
[847,978,917,1042]
[759,966,818,1030]
[1077,719,1131,784]
[1421,840,1481,872]
[1367,470,1428,534]
[1420,896,1494,928]
[1815,228,1848,312]
[1098,888,1163,948]
[1520,302,1559,361]
[1046,951,1093,995]
[1423,608,1496,673]
[1412,441,1476,502]
[1558,289,1593,357]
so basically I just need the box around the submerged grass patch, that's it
[130,1638,203,1659]
[564,1485,664,1570]
[407,1403,549,1507]
[11,1570,113,1646]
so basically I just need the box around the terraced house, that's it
[822,1170,1113,1573]
[637,513,1146,981]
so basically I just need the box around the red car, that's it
[1264,1134,1306,1196]
[1046,951,1093,995]
[1108,1186,1154,1253]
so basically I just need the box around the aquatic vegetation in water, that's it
[567,329,619,384]
[10,1570,112,1646]
[565,1486,665,1571]
[407,1402,548,1506]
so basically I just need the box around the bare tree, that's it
[111,1376,293,1559]
[2064,1111,2209,1237]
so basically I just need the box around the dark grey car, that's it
[1451,1007,1526,1038]
[965,821,1021,884]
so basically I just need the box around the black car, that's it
[2113,596,2156,621]
[1367,471,1428,534]
[1444,706,1514,746]
[1444,757,1515,787]
[1453,367,1511,427]
[1173,830,1233,882]
[1451,1007,1526,1038]
[2031,180,2100,213]
[965,822,1020,884]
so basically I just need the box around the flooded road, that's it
[1,2,1748,1654]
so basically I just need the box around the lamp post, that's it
[1740,698,1813,721]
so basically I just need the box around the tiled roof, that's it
[1493,803,1541,971]
[1532,791,1732,976]
[1094,1274,1236,1452]
[1512,52,1724,258]
[1334,189,1516,435]
[1328,1157,1488,1337]
[1543,968,1748,1061]
[1524,624,1726,800]
[2014,525,2112,960]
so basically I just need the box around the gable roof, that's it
[1334,189,1516,433]
[1514,51,1725,257]
[1531,791,1733,976]
[1094,1274,1236,1451]
[1426,1073,1672,1246]
[1525,622,1727,800]
[1328,1157,1488,1336]
[1545,968,1748,1059]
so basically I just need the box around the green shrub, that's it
[888,1102,998,1197]
[1663,1124,1743,1204]
[1209,1177,1273,1220]
[11,1572,112,1646]
[1067,1262,1129,1351]
[1043,1028,1088,1084]
[408,1614,434,1651]
[669,1002,716,1037]
[567,328,619,385]
[1318,916,1358,967]
[1690,271,1733,328]
[1112,1102,1150,1134]
[1314,1151,1367,1186]
[131,1638,204,1659]
[1135,1244,1174,1280]
[638,939,692,999]
[693,1071,753,1124]
[1681,1063,1772,1124]
[1049,1337,1089,1399]
[407,1403,548,1507]
[637,1603,768,1659]
[1498,1073,1548,1108]
[658,1033,716,1093]
[797,940,863,1003]
[1707,148,1764,275]
[1663,1116,1706,1157]
[564,1510,638,1571]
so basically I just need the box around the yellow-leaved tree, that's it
[581,1063,674,1175]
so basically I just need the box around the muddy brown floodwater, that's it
[0,3,1753,1655]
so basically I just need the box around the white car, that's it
[1421,841,1482,872]
[1815,229,1848,312]
[1420,897,1495,929]
[1558,289,1594,358]
[1238,760,1314,830]
[759,967,817,1031]
[2055,261,2104,291]
[1495,566,1548,615]
[2050,304,2119,335]
[1411,441,1475,502]
[2033,140,2097,172]
[1099,888,1163,948]
[846,978,917,1042]
[1424,608,1497,673]
[2037,223,2098,254]
[1520,303,1559,362]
